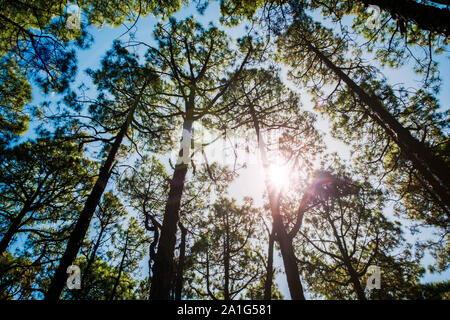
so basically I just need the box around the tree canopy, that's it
[0,0,448,301]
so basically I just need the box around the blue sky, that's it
[20,1,449,299]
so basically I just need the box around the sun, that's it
[268,164,290,190]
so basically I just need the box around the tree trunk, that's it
[272,214,305,300]
[75,223,106,300]
[150,108,194,300]
[110,232,129,300]
[0,203,30,255]
[303,38,450,212]
[174,223,187,300]
[148,45,252,300]
[0,175,48,256]
[45,87,146,301]
[358,0,450,37]
[264,230,275,300]
[348,267,367,300]
[248,105,305,300]
[83,226,104,284]
[325,206,367,300]
[147,221,159,299]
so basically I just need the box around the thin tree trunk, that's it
[223,210,230,300]
[0,203,33,281]
[358,0,450,37]
[45,85,147,301]
[174,223,187,300]
[110,232,129,300]
[83,226,104,284]
[272,214,305,300]
[264,229,275,300]
[150,107,194,300]
[75,223,106,300]
[0,203,30,255]
[303,38,450,212]
[248,105,305,300]
[325,204,367,300]
[0,173,49,255]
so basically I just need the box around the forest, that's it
[0,0,449,301]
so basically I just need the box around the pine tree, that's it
[144,17,256,299]
[45,42,163,300]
